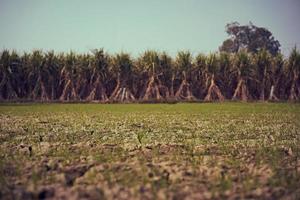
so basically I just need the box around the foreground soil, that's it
[0,103,300,199]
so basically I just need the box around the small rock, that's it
[40,142,51,154]
[28,146,32,156]
[283,147,293,156]
[269,135,275,142]
[203,191,212,199]
[55,173,67,185]
[254,188,263,196]
[38,187,55,199]
[287,148,293,156]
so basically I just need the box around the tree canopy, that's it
[219,22,281,55]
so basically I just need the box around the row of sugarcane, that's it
[0,48,299,102]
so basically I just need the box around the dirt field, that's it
[0,103,300,199]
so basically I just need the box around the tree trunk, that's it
[50,78,56,100]
[204,74,224,101]
[158,79,170,100]
[59,79,78,101]
[109,76,135,102]
[5,81,18,100]
[170,74,175,98]
[268,85,278,101]
[174,72,196,101]
[142,75,165,101]
[30,75,49,101]
[288,74,299,101]
[109,76,120,99]
[0,73,7,100]
[260,82,265,101]
[232,78,250,101]
[259,68,267,101]
[86,76,108,102]
[0,75,18,100]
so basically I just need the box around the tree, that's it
[218,52,233,98]
[204,53,225,101]
[159,52,173,99]
[0,50,19,100]
[85,49,110,102]
[268,53,284,100]
[254,49,272,100]
[109,53,135,102]
[59,52,78,101]
[219,22,281,56]
[44,51,60,100]
[28,50,51,101]
[194,53,208,99]
[231,51,253,101]
[286,47,300,100]
[174,51,196,101]
[138,50,169,101]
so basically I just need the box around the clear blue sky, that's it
[0,0,300,57]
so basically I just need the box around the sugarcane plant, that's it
[286,47,300,101]
[174,51,196,101]
[204,53,225,101]
[231,51,253,101]
[109,53,136,102]
[0,49,300,102]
